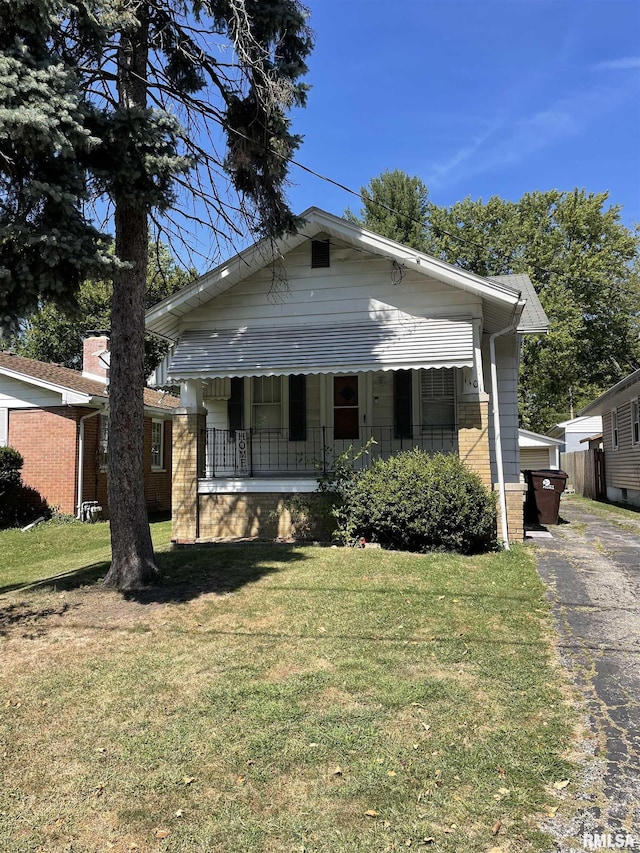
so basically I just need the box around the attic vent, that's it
[311,239,330,268]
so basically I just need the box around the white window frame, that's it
[631,399,640,447]
[151,419,165,470]
[611,408,619,450]
[99,413,109,469]
[250,376,284,433]
[418,368,457,431]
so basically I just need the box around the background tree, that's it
[430,190,640,430]
[345,169,434,252]
[10,240,194,378]
[348,175,640,432]
[1,0,313,590]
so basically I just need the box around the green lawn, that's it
[0,521,580,852]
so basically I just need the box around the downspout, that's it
[489,302,525,550]
[77,408,103,518]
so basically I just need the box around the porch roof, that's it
[165,317,474,380]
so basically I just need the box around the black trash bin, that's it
[523,469,569,526]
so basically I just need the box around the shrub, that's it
[0,446,50,529]
[0,446,24,488]
[332,449,497,554]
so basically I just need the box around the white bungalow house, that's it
[146,208,549,545]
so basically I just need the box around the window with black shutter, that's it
[289,374,306,441]
[228,377,244,432]
[393,370,413,439]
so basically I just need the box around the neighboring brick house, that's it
[0,333,178,517]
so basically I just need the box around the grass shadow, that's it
[1,544,308,606]
[0,600,76,637]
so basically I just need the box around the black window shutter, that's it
[289,374,306,441]
[228,377,244,431]
[393,370,412,439]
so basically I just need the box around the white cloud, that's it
[593,57,640,71]
[424,76,637,191]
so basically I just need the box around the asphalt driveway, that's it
[533,498,640,850]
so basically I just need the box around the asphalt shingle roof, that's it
[0,351,179,410]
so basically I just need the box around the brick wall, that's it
[172,411,205,541]
[9,407,79,514]
[197,492,330,541]
[8,406,173,518]
[457,397,491,486]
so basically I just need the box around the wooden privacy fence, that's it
[560,449,606,500]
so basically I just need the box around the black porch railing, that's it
[203,425,458,478]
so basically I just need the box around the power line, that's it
[224,124,619,286]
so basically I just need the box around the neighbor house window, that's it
[632,399,640,446]
[252,376,282,431]
[421,368,455,429]
[99,414,109,468]
[151,419,164,469]
[611,409,619,450]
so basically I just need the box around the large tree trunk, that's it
[103,3,157,590]
[103,202,158,589]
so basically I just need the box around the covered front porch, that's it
[171,362,498,542]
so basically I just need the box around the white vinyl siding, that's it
[180,240,481,333]
[603,403,640,491]
[484,334,520,484]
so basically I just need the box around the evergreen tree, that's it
[345,169,433,252]
[1,0,312,589]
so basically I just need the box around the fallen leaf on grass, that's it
[153,828,169,839]
[492,820,502,836]
[332,766,343,777]
[174,809,184,818]
[554,779,570,790]
[421,837,435,845]
[548,805,559,817]
[387,771,397,777]
[183,776,196,786]
[364,809,379,818]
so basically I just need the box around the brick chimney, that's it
[82,331,110,384]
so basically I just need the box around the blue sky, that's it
[283,0,640,229]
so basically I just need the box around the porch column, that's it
[172,380,206,543]
[457,391,491,488]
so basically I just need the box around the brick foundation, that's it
[197,492,330,541]
[501,482,526,543]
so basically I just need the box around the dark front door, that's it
[334,375,359,440]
